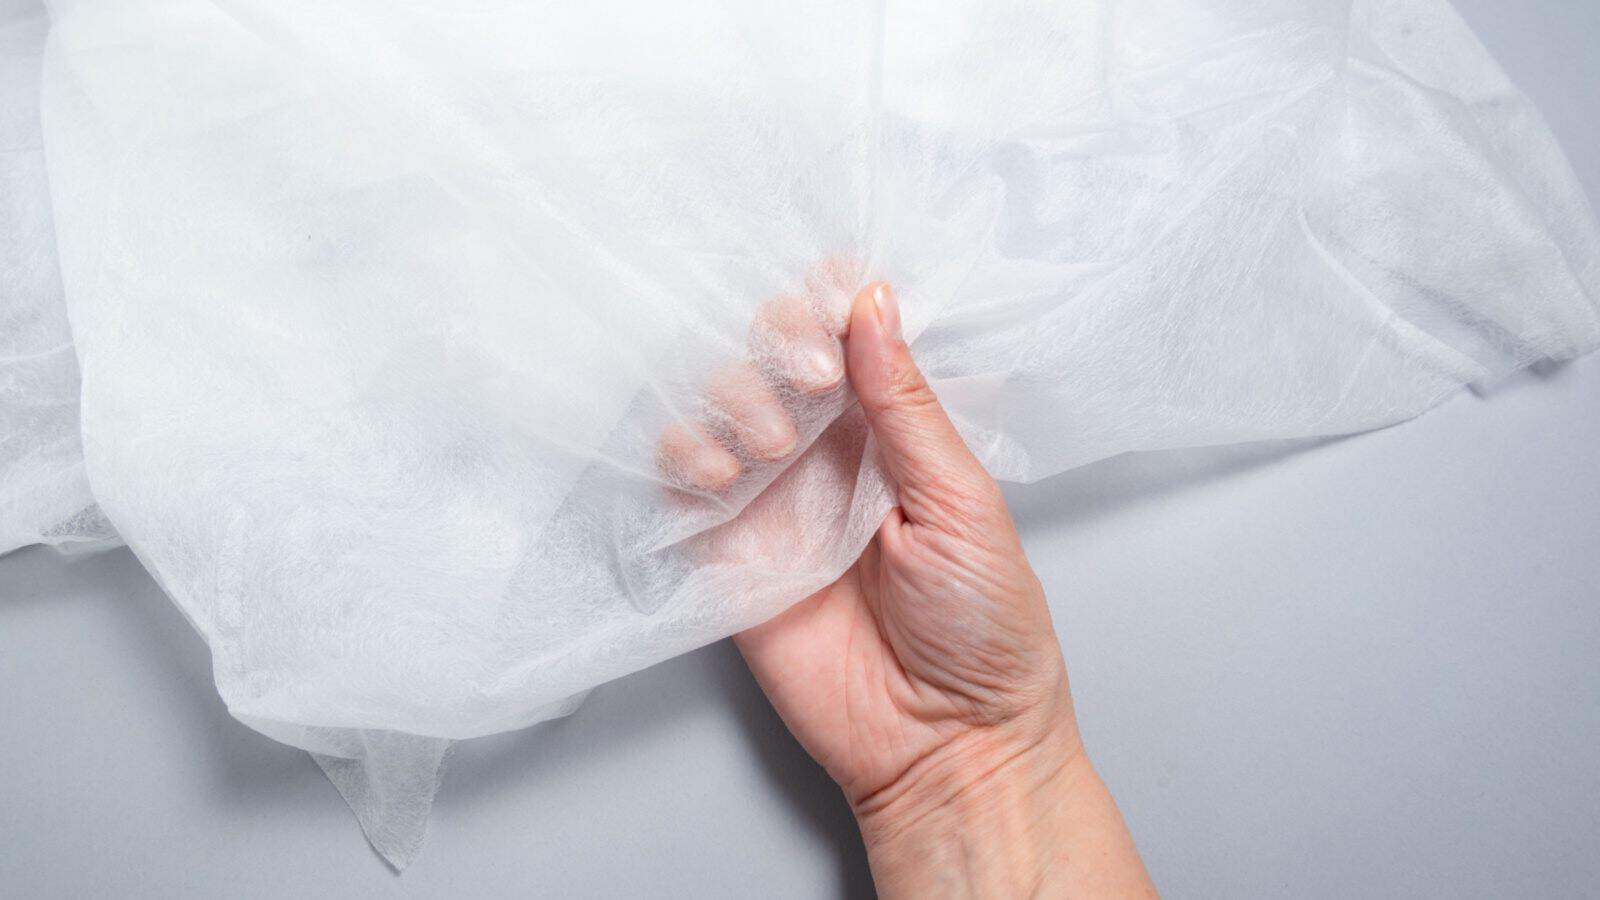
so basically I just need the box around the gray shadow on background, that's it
[1005,434,1345,533]
[0,545,329,813]
[439,641,876,898]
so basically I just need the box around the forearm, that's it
[853,724,1156,898]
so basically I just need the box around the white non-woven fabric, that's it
[6,0,1598,868]
[0,0,109,553]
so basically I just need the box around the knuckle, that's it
[939,472,1005,525]
[884,357,934,409]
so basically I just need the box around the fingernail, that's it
[872,282,901,338]
[801,343,845,392]
[748,406,798,459]
[691,445,740,490]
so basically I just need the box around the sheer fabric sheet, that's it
[4,0,1598,868]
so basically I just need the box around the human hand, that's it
[660,279,1155,898]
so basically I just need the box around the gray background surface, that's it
[3,2,1598,897]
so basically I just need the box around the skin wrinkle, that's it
[854,711,1075,833]
[885,530,1051,706]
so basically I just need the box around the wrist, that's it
[852,711,1093,898]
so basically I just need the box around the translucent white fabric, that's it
[0,1,109,553]
[5,0,1598,868]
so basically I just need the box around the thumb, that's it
[846,282,999,531]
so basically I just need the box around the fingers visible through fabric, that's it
[656,264,853,492]
[655,275,1004,543]
[704,361,797,461]
[657,421,741,492]
[751,294,845,396]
